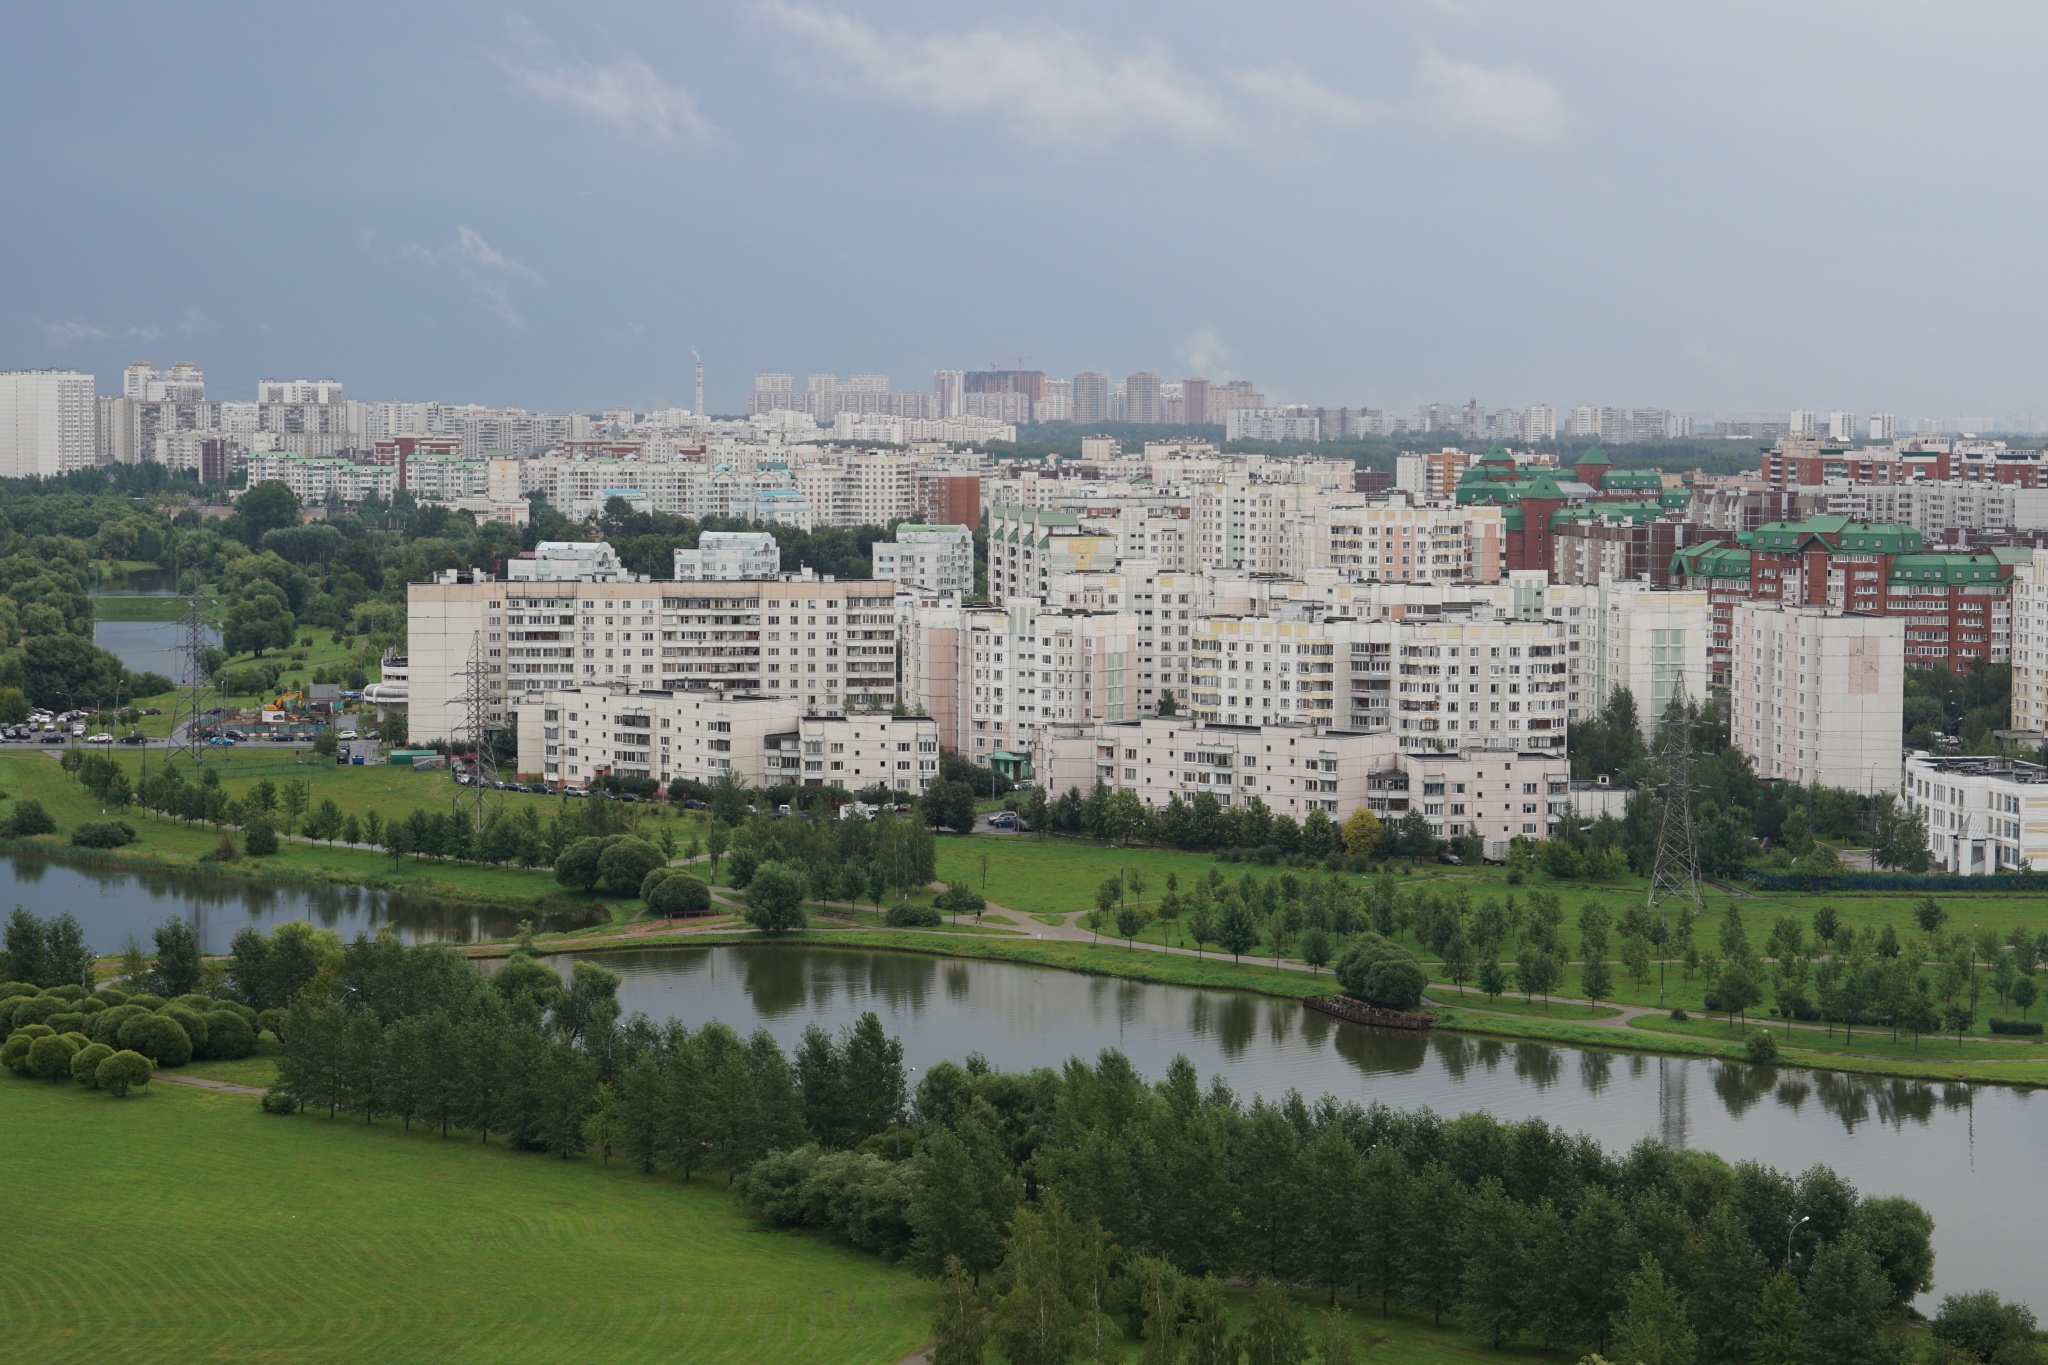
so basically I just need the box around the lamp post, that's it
[1786,1214,1810,1269]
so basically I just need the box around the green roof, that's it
[1888,554,2014,585]
[1750,518,1922,553]
[1599,468,1665,491]
[1670,544,1752,579]
[1551,500,1669,528]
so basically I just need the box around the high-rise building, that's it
[123,360,204,402]
[1789,409,1819,436]
[1071,372,1109,424]
[1124,372,1162,424]
[1037,377,1073,423]
[1523,404,1558,441]
[1183,377,1211,427]
[1869,411,1897,441]
[0,370,97,478]
[1728,603,1902,794]
[1828,411,1858,442]
[1624,409,1668,443]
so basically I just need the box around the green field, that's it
[0,1079,934,1364]
[89,593,215,623]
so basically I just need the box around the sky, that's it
[8,2,2048,420]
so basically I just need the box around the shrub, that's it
[160,1006,209,1054]
[202,1010,256,1061]
[70,1041,113,1085]
[1746,1029,1781,1063]
[1933,1290,2040,1363]
[261,1089,298,1115]
[553,836,606,890]
[648,874,712,918]
[75,996,106,1015]
[639,866,675,902]
[597,837,665,896]
[7,995,63,1029]
[71,820,137,849]
[119,1012,192,1067]
[124,993,165,1011]
[0,1034,32,1076]
[90,1003,147,1044]
[243,821,280,856]
[11,1023,55,1039]
[1670,1008,1690,1022]
[41,984,86,1002]
[44,1011,85,1034]
[1989,1018,2044,1036]
[0,981,35,1000]
[168,993,215,1013]
[256,1008,287,1041]
[724,846,761,890]
[884,902,942,928]
[1334,933,1429,1011]
[26,1033,79,1080]
[4,799,55,837]
[96,988,129,1006]
[96,1049,154,1097]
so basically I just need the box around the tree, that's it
[234,481,303,544]
[909,1106,1018,1284]
[1336,934,1428,1010]
[1233,1278,1310,1365]
[649,875,712,917]
[1689,1207,1767,1365]
[95,1048,153,1097]
[223,592,296,658]
[1800,1235,1896,1365]
[1341,807,1384,857]
[1217,900,1259,962]
[929,1257,992,1365]
[553,836,606,891]
[1854,1196,1936,1312]
[581,1082,622,1164]
[244,820,280,855]
[1300,926,1332,974]
[1933,1291,2038,1365]
[152,916,203,997]
[743,861,808,935]
[991,1201,1079,1365]
[1612,1258,1696,1365]
[1115,903,1146,947]
[597,837,665,895]
[1752,1272,1805,1365]
[921,778,978,835]
[1581,956,1613,1006]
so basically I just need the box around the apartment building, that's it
[0,370,96,478]
[1728,604,1903,795]
[871,524,973,596]
[2012,548,2048,737]
[516,687,937,794]
[407,569,901,742]
[1588,580,1712,735]
[1902,753,2048,875]
[674,532,780,581]
[987,506,1119,605]
[1035,715,1567,848]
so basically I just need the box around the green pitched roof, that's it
[1750,518,1922,553]
[1670,544,1752,579]
[1888,553,2014,585]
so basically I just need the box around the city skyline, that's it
[10,3,2048,415]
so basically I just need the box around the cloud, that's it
[756,2,1240,145]
[39,320,161,347]
[1178,326,1233,380]
[755,5,1565,150]
[500,42,713,143]
[1411,46,1568,142]
[457,226,544,284]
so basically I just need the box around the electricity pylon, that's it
[1644,687,1706,1006]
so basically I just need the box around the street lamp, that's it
[1786,1214,1810,1269]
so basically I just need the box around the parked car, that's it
[85,733,114,744]
[207,735,236,746]
[680,799,706,809]
[143,707,163,716]
[118,732,147,745]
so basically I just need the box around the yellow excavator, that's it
[273,691,305,713]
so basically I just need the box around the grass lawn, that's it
[0,1078,934,1364]
[90,593,216,623]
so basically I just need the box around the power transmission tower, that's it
[1644,687,1706,1006]
[452,631,500,832]
[166,561,214,775]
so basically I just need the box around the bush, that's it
[1670,1008,1690,1022]
[724,846,760,890]
[202,1010,256,1061]
[124,993,165,1011]
[96,1049,153,1097]
[75,996,106,1015]
[1746,1029,1780,1063]
[4,799,55,837]
[90,1003,148,1044]
[884,902,942,928]
[0,1033,32,1076]
[41,984,85,1002]
[1933,1290,2040,1363]
[70,1040,113,1085]
[168,993,215,1013]
[160,1006,209,1054]
[639,866,675,902]
[1989,1018,2044,1036]
[261,1089,298,1114]
[597,838,665,896]
[6,995,64,1029]
[0,981,35,1000]
[44,1011,85,1034]
[1333,933,1429,1011]
[553,836,605,891]
[25,1032,79,1079]
[96,987,129,1006]
[118,1012,193,1067]
[243,820,279,856]
[71,820,137,848]
[256,1008,287,1041]
[648,874,712,918]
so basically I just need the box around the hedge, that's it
[1989,1018,2044,1036]
[1749,871,2048,893]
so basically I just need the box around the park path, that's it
[156,1072,266,1097]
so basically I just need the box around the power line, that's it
[452,631,500,831]
[1644,686,1706,1007]
[166,557,214,775]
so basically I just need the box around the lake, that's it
[568,942,2042,1311]
[93,619,220,683]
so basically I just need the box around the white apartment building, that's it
[508,541,632,582]
[674,532,781,581]
[987,507,1120,605]
[0,370,97,478]
[1828,411,1859,443]
[2012,549,2048,737]
[1035,716,1568,848]
[871,524,973,597]
[123,360,205,402]
[1225,409,1321,443]
[1902,754,2048,875]
[247,453,398,504]
[1729,603,1903,795]
[407,569,902,743]
[1870,412,1898,441]
[1588,580,1711,735]
[1524,405,1558,441]
[516,688,936,794]
[1816,480,2048,537]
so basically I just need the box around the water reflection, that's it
[10,852,602,955]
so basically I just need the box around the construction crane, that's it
[990,355,1033,371]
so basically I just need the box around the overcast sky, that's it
[8,2,2047,419]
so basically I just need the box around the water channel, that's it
[11,852,2041,1309]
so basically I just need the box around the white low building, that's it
[507,541,632,583]
[1729,603,1903,795]
[674,531,781,581]
[1903,753,2048,875]
[516,687,938,794]
[872,524,973,597]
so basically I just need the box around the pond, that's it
[93,618,219,683]
[566,942,2041,1311]
[1,853,602,956]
